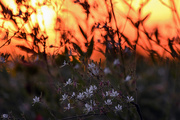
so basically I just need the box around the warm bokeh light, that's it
[0,0,180,60]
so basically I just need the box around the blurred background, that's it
[0,0,180,120]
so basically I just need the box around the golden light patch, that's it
[0,0,179,60]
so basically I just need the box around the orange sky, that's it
[0,0,180,60]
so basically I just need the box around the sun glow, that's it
[0,0,180,60]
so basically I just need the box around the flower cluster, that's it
[61,94,68,101]
[88,62,99,76]
[31,59,136,118]
[84,103,93,113]
[104,89,119,97]
[76,85,97,100]
[84,85,97,98]
[77,92,84,100]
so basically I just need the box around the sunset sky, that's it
[0,0,180,60]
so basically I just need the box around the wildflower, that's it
[33,96,40,104]
[105,91,109,97]
[84,88,93,98]
[115,104,122,112]
[84,103,93,113]
[89,85,97,91]
[64,103,73,110]
[88,62,96,69]
[71,92,76,98]
[88,62,99,76]
[104,67,111,74]
[65,78,72,86]
[59,60,68,68]
[91,67,99,76]
[125,75,131,82]
[62,94,68,101]
[113,59,120,65]
[63,60,68,65]
[104,99,112,105]
[1,114,8,119]
[127,96,134,103]
[77,92,84,100]
[90,100,96,106]
[110,89,119,97]
[74,64,80,69]
[0,56,5,63]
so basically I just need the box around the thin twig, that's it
[109,0,126,78]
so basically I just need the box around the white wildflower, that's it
[63,60,68,65]
[62,94,68,101]
[65,78,72,86]
[90,100,96,106]
[33,96,40,104]
[84,103,93,113]
[71,92,76,98]
[105,91,109,97]
[88,62,99,76]
[74,64,80,69]
[59,60,68,68]
[84,88,93,98]
[113,59,120,65]
[77,92,84,100]
[104,99,112,105]
[91,67,99,76]
[127,96,134,103]
[88,62,96,69]
[125,75,131,82]
[2,114,8,119]
[89,85,97,91]
[110,89,119,97]
[115,104,122,111]
[64,103,73,110]
[104,67,111,74]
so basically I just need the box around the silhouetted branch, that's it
[131,102,143,120]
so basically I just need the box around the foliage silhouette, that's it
[0,0,180,120]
